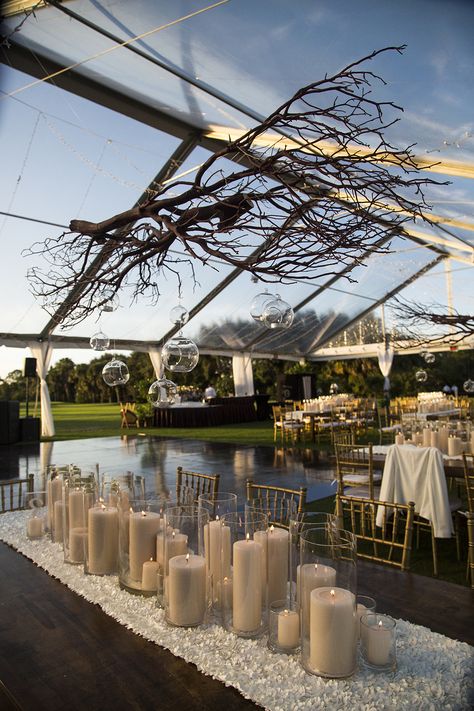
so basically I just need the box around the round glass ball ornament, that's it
[162,335,199,372]
[463,379,474,393]
[250,291,274,322]
[261,295,294,329]
[102,359,130,387]
[101,294,119,313]
[148,377,178,408]
[423,351,436,364]
[89,331,110,351]
[415,369,428,383]
[169,304,189,328]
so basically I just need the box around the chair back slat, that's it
[0,474,34,513]
[336,494,414,571]
[246,480,306,529]
[175,466,220,505]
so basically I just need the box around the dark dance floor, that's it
[0,435,336,502]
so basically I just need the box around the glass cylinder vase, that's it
[25,491,47,540]
[164,505,210,627]
[220,510,269,638]
[199,492,238,612]
[289,512,338,606]
[299,526,357,678]
[63,476,97,565]
[118,499,166,596]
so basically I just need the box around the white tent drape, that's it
[232,352,254,396]
[148,347,163,379]
[377,345,394,392]
[28,341,55,437]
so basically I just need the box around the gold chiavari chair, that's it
[246,480,307,529]
[176,467,220,505]
[0,474,34,513]
[335,442,381,500]
[335,494,415,571]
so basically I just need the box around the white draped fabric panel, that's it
[148,347,163,379]
[377,345,394,391]
[232,352,254,396]
[28,341,55,437]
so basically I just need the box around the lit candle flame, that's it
[101,503,106,511]
[172,531,176,539]
[141,510,146,517]
[216,514,220,521]
[314,563,318,571]
[186,553,190,563]
[330,589,335,598]
[378,620,383,629]
[246,532,250,541]
[270,525,274,533]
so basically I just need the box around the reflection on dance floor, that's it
[0,436,336,502]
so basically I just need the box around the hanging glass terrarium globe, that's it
[162,333,199,372]
[415,369,428,383]
[250,290,274,323]
[148,377,178,408]
[423,351,436,364]
[169,304,189,328]
[261,294,294,329]
[95,287,119,313]
[102,359,130,386]
[463,379,474,393]
[89,331,110,351]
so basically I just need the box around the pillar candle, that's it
[142,559,160,592]
[395,433,404,446]
[297,563,337,623]
[27,516,44,539]
[438,427,449,453]
[53,500,65,543]
[129,510,162,581]
[310,587,355,677]
[204,519,231,601]
[430,430,439,449]
[264,526,289,605]
[161,530,188,574]
[364,619,393,666]
[253,529,268,603]
[47,477,63,531]
[233,536,263,633]
[68,489,88,530]
[69,527,88,563]
[167,554,207,626]
[87,505,119,575]
[277,609,300,648]
[448,436,462,456]
[422,428,431,447]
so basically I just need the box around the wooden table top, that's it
[0,542,472,711]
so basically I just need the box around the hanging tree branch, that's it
[26,45,446,326]
[390,297,474,345]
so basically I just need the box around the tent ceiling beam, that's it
[306,253,446,355]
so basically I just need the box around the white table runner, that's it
[0,511,472,711]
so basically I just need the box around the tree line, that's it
[0,349,472,404]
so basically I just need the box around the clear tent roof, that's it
[0,0,473,376]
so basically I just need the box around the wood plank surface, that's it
[0,542,472,711]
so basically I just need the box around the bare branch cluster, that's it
[26,46,445,327]
[390,297,474,345]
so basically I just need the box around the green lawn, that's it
[44,402,289,446]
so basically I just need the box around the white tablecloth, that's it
[376,445,454,538]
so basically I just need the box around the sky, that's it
[0,0,473,379]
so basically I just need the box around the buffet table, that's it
[0,511,472,711]
[153,397,258,428]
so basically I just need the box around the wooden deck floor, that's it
[0,542,472,710]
